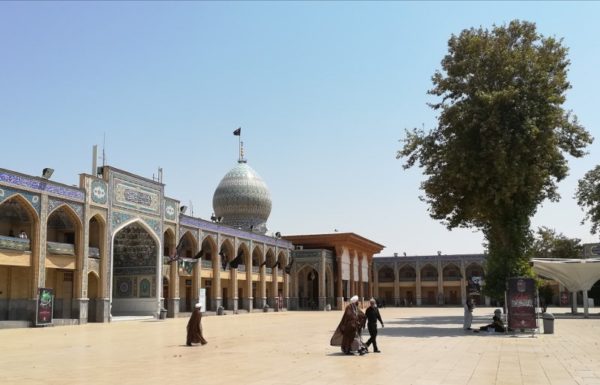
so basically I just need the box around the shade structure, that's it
[532,258,600,317]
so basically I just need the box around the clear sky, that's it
[1,2,599,256]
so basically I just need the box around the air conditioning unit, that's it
[295,245,304,250]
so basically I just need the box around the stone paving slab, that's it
[1,307,599,385]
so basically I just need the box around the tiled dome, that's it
[212,161,272,234]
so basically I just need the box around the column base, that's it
[167,298,180,318]
[72,298,89,324]
[210,297,223,311]
[337,297,344,310]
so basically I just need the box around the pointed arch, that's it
[201,234,217,261]
[420,263,439,281]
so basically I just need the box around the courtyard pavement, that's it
[1,306,599,385]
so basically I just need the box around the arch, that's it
[265,248,276,267]
[0,194,38,245]
[87,271,100,322]
[442,263,461,281]
[48,203,82,228]
[110,218,161,317]
[277,250,287,267]
[219,239,235,269]
[420,263,439,281]
[163,228,176,259]
[179,230,198,258]
[297,265,319,309]
[236,242,251,267]
[252,245,263,270]
[201,235,217,261]
[0,193,39,222]
[465,262,485,279]
[398,265,416,281]
[378,266,395,282]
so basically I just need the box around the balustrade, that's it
[0,234,30,251]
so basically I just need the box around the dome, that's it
[212,161,272,234]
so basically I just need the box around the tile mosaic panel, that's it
[113,178,159,214]
[164,199,178,221]
[111,211,161,238]
[48,198,83,221]
[0,170,84,201]
[0,185,41,214]
[90,179,108,205]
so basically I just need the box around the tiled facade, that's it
[0,166,293,326]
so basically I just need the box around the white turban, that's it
[195,303,202,309]
[350,295,359,303]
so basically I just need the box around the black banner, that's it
[36,288,54,326]
[507,278,537,329]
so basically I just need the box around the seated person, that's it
[478,309,506,332]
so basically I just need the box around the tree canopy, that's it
[576,165,600,236]
[398,20,592,299]
[528,227,582,259]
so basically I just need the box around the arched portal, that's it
[177,231,197,313]
[46,205,81,319]
[219,239,235,310]
[251,246,263,309]
[200,236,217,311]
[236,243,250,311]
[87,272,100,322]
[298,266,319,310]
[111,221,160,317]
[0,195,38,321]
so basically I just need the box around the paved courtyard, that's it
[1,307,600,385]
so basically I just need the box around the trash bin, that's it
[159,308,167,320]
[542,312,555,334]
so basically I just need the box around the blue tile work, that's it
[0,170,84,202]
[179,215,293,249]
[0,185,41,215]
[179,226,198,242]
[90,179,108,205]
[48,198,83,222]
[111,211,161,238]
[164,199,178,221]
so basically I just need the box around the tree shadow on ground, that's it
[373,315,502,338]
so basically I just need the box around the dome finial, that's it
[233,127,246,163]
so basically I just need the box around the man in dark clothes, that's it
[186,303,207,346]
[330,295,365,355]
[365,298,384,353]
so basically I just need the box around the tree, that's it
[576,165,600,236]
[528,227,582,259]
[398,20,592,299]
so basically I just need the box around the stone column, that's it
[336,256,344,310]
[415,260,422,306]
[211,237,222,311]
[571,291,577,314]
[437,260,444,306]
[259,252,267,309]
[394,261,400,306]
[230,268,238,312]
[29,194,48,324]
[73,206,88,324]
[372,262,379,299]
[168,257,179,318]
[245,246,253,312]
[460,259,467,305]
[282,254,290,309]
[318,256,326,310]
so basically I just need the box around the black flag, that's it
[233,127,241,136]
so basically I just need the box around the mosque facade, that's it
[0,161,293,326]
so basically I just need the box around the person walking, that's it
[463,297,474,330]
[186,303,207,346]
[330,295,365,355]
[365,298,384,353]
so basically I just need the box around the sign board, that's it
[35,288,54,326]
[507,277,537,329]
[198,288,206,311]
[467,276,483,295]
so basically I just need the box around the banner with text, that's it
[507,277,537,329]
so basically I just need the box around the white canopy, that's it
[532,258,600,317]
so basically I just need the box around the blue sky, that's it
[1,2,599,256]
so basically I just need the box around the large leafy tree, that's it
[528,227,582,259]
[398,20,592,299]
[576,165,600,236]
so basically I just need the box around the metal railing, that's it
[202,260,213,269]
[47,241,75,256]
